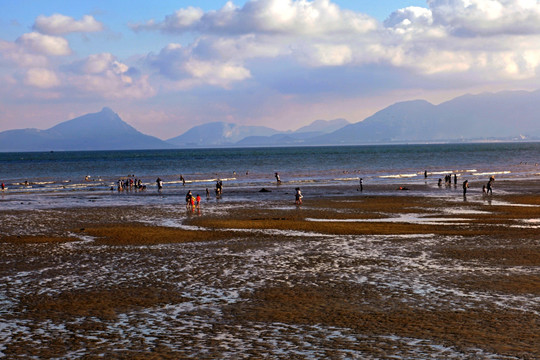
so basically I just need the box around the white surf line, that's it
[138,218,333,238]
[379,173,418,179]
[306,214,472,226]
[474,171,511,176]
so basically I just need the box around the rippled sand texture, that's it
[1,190,539,359]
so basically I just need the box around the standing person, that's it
[359,178,363,192]
[1,182,4,191]
[185,190,193,209]
[180,175,185,186]
[438,178,442,187]
[215,180,220,196]
[486,178,493,195]
[156,177,163,190]
[454,174,457,185]
[462,180,469,196]
[424,170,428,179]
[196,194,201,208]
[295,187,303,205]
[275,172,281,184]
[206,188,210,199]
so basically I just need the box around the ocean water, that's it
[0,143,538,209]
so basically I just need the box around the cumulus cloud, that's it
[134,0,540,89]
[133,0,378,36]
[66,53,156,99]
[299,43,353,66]
[146,43,251,88]
[428,0,540,36]
[24,68,60,88]
[0,39,50,68]
[16,32,71,56]
[33,14,104,35]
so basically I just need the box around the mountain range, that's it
[1,90,539,152]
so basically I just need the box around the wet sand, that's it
[1,181,539,358]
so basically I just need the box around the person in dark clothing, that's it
[486,179,493,195]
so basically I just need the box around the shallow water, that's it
[1,143,539,210]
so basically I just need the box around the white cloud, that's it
[136,0,540,88]
[24,68,60,88]
[16,32,71,56]
[66,53,155,99]
[147,42,251,88]
[183,58,251,85]
[162,7,205,30]
[134,0,378,36]
[0,40,50,68]
[299,43,353,66]
[428,0,540,36]
[33,14,104,35]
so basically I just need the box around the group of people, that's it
[115,178,146,191]
[185,190,201,210]
[215,179,223,196]
[463,176,495,197]
[438,173,458,187]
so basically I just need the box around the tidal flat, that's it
[1,182,539,359]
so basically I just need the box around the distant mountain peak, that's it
[100,106,115,114]
[0,107,171,151]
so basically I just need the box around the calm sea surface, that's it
[1,143,538,209]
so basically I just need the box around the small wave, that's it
[379,173,417,179]
[474,171,511,176]
[428,170,457,175]
[334,177,360,181]
[30,181,56,185]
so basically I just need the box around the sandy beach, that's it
[1,180,539,358]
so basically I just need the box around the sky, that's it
[1,0,540,139]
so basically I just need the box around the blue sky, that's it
[1,0,539,139]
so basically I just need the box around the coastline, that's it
[1,179,539,358]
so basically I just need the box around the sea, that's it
[0,142,539,210]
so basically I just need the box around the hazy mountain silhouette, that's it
[313,90,540,145]
[294,118,350,134]
[0,107,171,151]
[166,122,280,147]
[236,118,350,146]
[1,90,538,152]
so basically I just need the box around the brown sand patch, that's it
[82,223,241,245]
[229,284,540,357]
[499,194,540,206]
[437,246,540,266]
[15,285,187,321]
[457,274,540,295]
[0,235,76,244]
[308,195,440,213]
